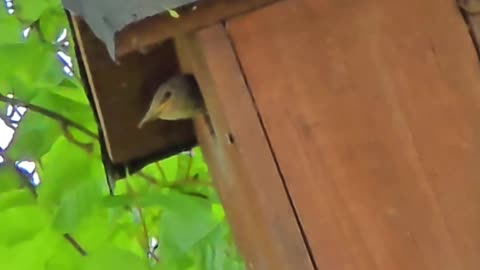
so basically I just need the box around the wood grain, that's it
[227,0,480,269]
[70,17,196,166]
[116,0,279,58]
[175,26,314,270]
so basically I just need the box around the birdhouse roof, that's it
[61,0,198,60]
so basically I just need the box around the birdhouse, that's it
[66,0,480,269]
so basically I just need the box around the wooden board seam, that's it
[223,22,319,269]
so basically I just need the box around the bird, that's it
[459,0,480,14]
[138,74,206,128]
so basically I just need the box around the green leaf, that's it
[45,236,83,270]
[135,162,164,184]
[0,163,24,193]
[15,0,50,22]
[176,152,192,180]
[158,155,180,183]
[113,174,151,195]
[102,194,135,208]
[196,223,245,270]
[53,179,105,233]
[37,137,107,206]
[0,205,51,246]
[211,203,225,223]
[0,2,245,269]
[0,42,65,101]
[6,111,62,160]
[168,9,180,18]
[2,228,62,270]
[0,189,36,211]
[80,247,150,270]
[48,79,89,105]
[153,253,194,270]
[39,9,68,43]
[31,89,97,136]
[155,191,220,252]
[0,16,24,45]
[72,208,142,255]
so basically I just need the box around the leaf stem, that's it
[0,93,98,140]
[63,233,87,256]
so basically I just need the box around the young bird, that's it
[459,0,480,13]
[138,74,205,128]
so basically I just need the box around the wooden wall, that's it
[72,0,480,268]
[180,0,480,269]
[227,0,480,269]
[175,27,315,270]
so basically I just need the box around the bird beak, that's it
[138,101,168,129]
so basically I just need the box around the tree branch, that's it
[155,162,167,182]
[0,93,98,140]
[135,172,209,199]
[60,122,95,153]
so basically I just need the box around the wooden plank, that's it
[174,27,315,270]
[115,0,279,58]
[227,0,480,269]
[70,17,196,165]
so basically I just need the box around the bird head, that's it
[138,75,204,128]
[138,84,174,128]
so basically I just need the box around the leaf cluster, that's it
[0,1,244,269]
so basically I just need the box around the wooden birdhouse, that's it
[67,0,480,269]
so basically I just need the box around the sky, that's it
[0,104,39,183]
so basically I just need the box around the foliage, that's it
[0,0,244,269]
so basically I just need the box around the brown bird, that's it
[138,74,205,128]
[459,0,480,13]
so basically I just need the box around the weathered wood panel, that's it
[228,0,480,269]
[116,0,280,58]
[175,27,314,270]
[70,17,196,166]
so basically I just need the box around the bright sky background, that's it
[0,119,14,150]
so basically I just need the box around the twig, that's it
[63,233,87,256]
[61,122,94,153]
[184,153,193,180]
[135,171,210,189]
[135,172,209,200]
[125,180,155,262]
[154,162,167,182]
[148,251,160,263]
[136,171,158,185]
[136,206,151,258]
[0,93,98,140]
[169,178,211,189]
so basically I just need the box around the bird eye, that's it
[163,91,172,100]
